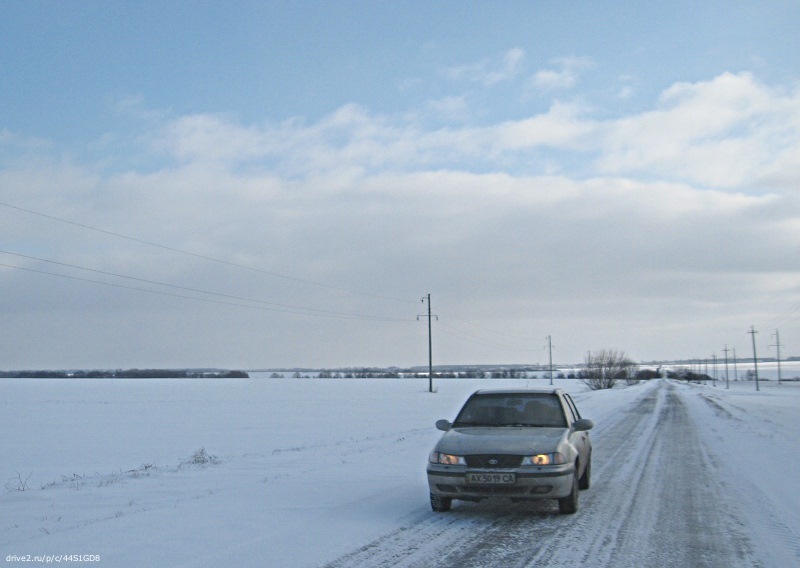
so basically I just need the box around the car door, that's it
[563,394,590,467]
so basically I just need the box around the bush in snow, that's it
[181,448,221,467]
[4,471,32,492]
[580,349,635,390]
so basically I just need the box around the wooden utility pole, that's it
[547,336,554,386]
[722,345,731,390]
[711,353,717,387]
[420,294,435,393]
[748,325,760,392]
[771,330,783,386]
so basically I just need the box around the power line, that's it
[760,299,800,331]
[433,321,532,352]
[0,200,413,305]
[0,254,414,322]
[0,262,320,317]
[435,309,543,345]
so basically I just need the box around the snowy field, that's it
[2,372,799,567]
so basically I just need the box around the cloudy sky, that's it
[2,1,799,369]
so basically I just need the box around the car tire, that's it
[558,471,579,514]
[430,493,452,512]
[578,456,591,490]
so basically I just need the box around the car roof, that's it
[472,388,563,396]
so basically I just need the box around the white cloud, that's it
[617,86,634,99]
[530,56,593,91]
[597,72,800,187]
[0,128,52,156]
[485,101,595,151]
[156,114,273,163]
[142,71,800,200]
[444,48,525,86]
[3,72,800,366]
[424,96,469,121]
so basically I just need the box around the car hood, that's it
[435,427,567,456]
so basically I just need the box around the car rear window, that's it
[453,393,566,427]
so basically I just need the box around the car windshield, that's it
[453,393,567,428]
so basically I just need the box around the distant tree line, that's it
[284,367,549,379]
[0,369,249,379]
[664,368,712,383]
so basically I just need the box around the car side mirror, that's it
[573,418,594,432]
[435,419,452,431]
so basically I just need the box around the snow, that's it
[2,374,799,567]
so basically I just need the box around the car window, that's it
[454,393,567,427]
[561,396,577,424]
[564,394,582,421]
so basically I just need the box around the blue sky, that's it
[5,1,796,143]
[1,1,799,368]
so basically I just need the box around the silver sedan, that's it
[427,388,593,514]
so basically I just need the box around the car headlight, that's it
[522,452,566,466]
[429,451,466,465]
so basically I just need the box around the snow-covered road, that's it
[2,376,798,567]
[324,380,790,568]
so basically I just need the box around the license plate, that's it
[466,472,516,485]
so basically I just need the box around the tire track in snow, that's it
[320,384,663,568]
[427,385,667,568]
[321,381,760,568]
[600,383,757,568]
[321,509,516,568]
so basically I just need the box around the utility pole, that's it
[771,330,783,386]
[748,325,760,392]
[419,294,436,393]
[547,336,554,386]
[722,345,731,390]
[711,353,717,387]
[732,347,739,382]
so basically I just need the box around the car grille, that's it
[465,455,523,468]
[466,485,530,495]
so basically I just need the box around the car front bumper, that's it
[427,464,575,500]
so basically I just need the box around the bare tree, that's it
[580,349,635,390]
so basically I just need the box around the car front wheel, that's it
[430,493,452,512]
[558,472,579,514]
[579,455,591,490]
